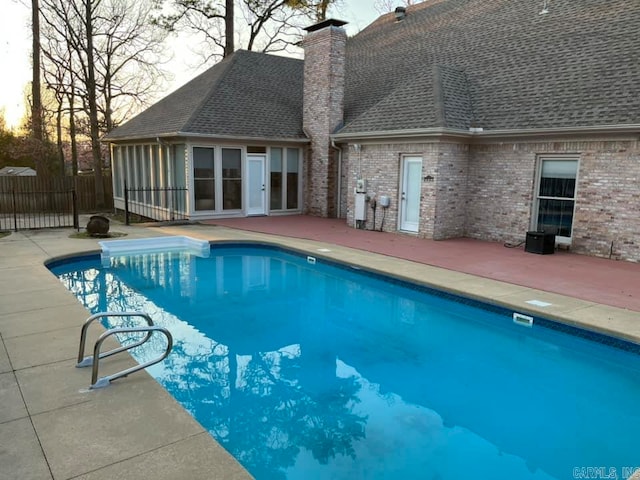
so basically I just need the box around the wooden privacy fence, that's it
[0,176,113,231]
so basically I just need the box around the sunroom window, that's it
[222,148,242,210]
[193,147,215,211]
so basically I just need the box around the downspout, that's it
[303,127,312,215]
[331,138,343,218]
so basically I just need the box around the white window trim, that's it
[532,154,580,244]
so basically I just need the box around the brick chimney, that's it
[302,19,347,217]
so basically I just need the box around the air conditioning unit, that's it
[525,231,555,254]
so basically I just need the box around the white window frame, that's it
[267,146,303,213]
[192,145,217,212]
[532,155,580,244]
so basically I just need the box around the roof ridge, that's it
[432,65,447,128]
[434,64,475,129]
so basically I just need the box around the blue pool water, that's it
[49,245,640,480]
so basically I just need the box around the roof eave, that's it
[332,124,640,143]
[332,127,472,142]
[473,124,640,139]
[103,131,310,144]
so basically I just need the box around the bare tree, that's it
[31,0,48,176]
[154,0,341,66]
[240,0,311,53]
[93,0,170,131]
[225,0,235,56]
[42,52,67,172]
[40,0,82,175]
[39,0,169,185]
[152,0,227,62]
[286,0,339,22]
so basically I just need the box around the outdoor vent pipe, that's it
[395,7,407,21]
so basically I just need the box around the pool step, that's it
[99,236,210,266]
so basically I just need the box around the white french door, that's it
[399,156,422,233]
[247,155,266,215]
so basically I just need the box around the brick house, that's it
[104,0,640,262]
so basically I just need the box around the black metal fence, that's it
[123,182,188,225]
[0,177,80,231]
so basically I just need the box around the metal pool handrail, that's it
[89,326,173,389]
[76,311,154,367]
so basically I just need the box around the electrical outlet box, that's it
[356,179,366,193]
[354,193,367,220]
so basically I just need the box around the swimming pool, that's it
[49,244,640,480]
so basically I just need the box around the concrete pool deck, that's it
[1,218,639,479]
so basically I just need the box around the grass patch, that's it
[0,231,10,239]
[70,231,127,239]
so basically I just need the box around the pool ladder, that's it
[76,312,173,389]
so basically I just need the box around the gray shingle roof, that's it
[436,65,473,130]
[341,0,640,134]
[104,50,305,141]
[106,0,640,141]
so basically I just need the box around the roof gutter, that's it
[103,132,311,144]
[331,138,343,218]
[331,127,471,142]
[331,124,640,143]
[471,124,640,138]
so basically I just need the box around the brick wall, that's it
[341,136,640,262]
[432,143,470,239]
[465,143,536,244]
[343,141,468,238]
[302,24,346,217]
[576,141,640,261]
[466,137,640,262]
[344,143,403,231]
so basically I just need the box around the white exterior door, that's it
[247,155,266,215]
[399,156,422,233]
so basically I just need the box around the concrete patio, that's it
[1,216,638,479]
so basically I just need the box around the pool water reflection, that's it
[50,245,640,480]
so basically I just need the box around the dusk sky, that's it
[0,0,382,128]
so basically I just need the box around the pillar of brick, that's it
[302,19,347,217]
